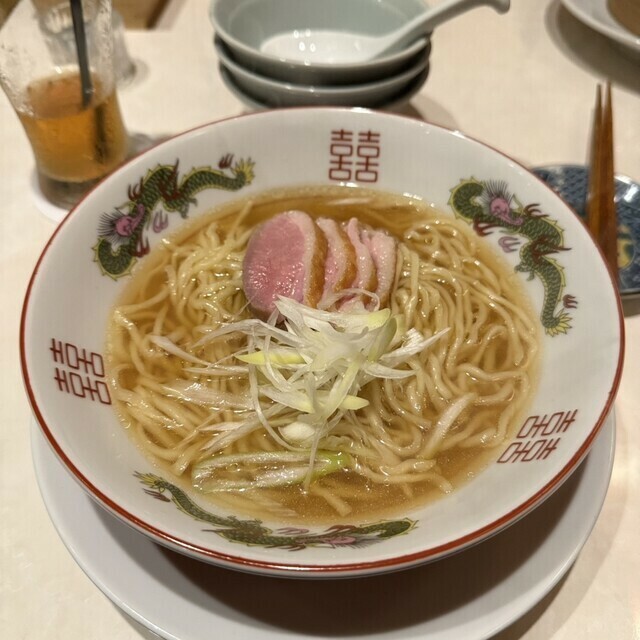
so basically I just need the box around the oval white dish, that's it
[31,414,615,640]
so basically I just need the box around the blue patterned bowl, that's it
[534,164,640,297]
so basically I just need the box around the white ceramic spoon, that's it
[261,0,510,64]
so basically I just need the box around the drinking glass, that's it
[0,0,129,208]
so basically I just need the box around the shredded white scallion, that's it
[151,297,449,485]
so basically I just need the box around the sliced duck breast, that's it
[316,217,357,308]
[360,226,397,308]
[242,211,327,320]
[344,217,378,294]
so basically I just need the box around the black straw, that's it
[70,0,93,108]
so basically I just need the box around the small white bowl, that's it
[215,37,430,108]
[219,64,430,113]
[210,0,431,85]
[21,108,623,578]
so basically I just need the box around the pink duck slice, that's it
[242,211,327,319]
[340,218,378,310]
[360,226,397,308]
[316,217,357,308]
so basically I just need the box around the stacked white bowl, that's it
[209,0,435,110]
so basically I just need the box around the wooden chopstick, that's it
[587,82,618,278]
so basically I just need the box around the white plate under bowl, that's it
[215,37,429,108]
[31,414,616,640]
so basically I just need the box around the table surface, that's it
[2,1,639,638]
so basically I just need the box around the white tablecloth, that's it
[2,1,639,638]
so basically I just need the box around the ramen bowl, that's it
[21,108,623,578]
[210,0,431,85]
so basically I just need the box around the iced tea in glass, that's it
[0,0,128,208]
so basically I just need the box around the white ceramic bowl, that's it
[210,0,431,85]
[215,37,430,108]
[21,108,623,578]
[219,63,430,113]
